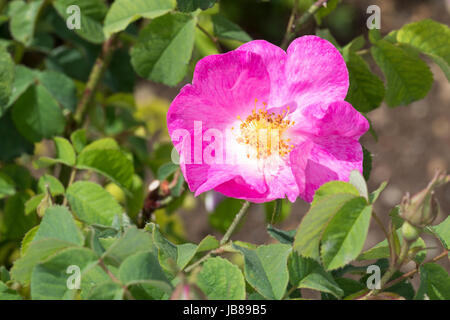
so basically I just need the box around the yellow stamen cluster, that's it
[234,100,294,159]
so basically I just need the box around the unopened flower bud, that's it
[401,221,421,242]
[400,171,445,228]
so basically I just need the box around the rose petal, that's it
[285,36,349,109]
[237,40,287,106]
[167,50,272,197]
[289,101,368,202]
[290,100,369,139]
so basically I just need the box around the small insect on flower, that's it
[167,36,369,203]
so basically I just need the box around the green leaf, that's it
[315,0,339,22]
[53,0,107,44]
[20,225,39,256]
[0,172,16,199]
[37,174,65,196]
[25,194,44,216]
[264,199,292,224]
[358,231,426,263]
[157,162,179,181]
[80,263,119,299]
[0,267,10,284]
[66,181,123,226]
[396,19,450,81]
[362,146,372,181]
[9,0,45,45]
[267,225,296,245]
[197,257,246,300]
[311,181,360,206]
[1,164,32,190]
[431,216,450,250]
[0,192,38,241]
[0,111,34,161]
[176,243,198,270]
[389,206,403,229]
[37,70,77,112]
[233,243,291,300]
[31,247,98,299]
[147,222,189,272]
[196,235,219,253]
[55,137,77,166]
[0,47,14,111]
[293,193,357,260]
[93,136,125,149]
[344,49,385,112]
[34,137,77,168]
[118,251,172,298]
[344,35,365,52]
[177,0,217,12]
[33,206,84,246]
[131,12,196,86]
[77,139,134,190]
[348,170,369,200]
[125,174,145,219]
[0,282,22,300]
[11,85,66,142]
[103,0,176,38]
[368,29,382,43]
[102,227,156,266]
[417,263,450,300]
[369,181,387,204]
[335,278,366,298]
[2,65,36,117]
[288,252,343,299]
[70,129,87,154]
[5,1,26,17]
[320,198,372,270]
[371,39,433,107]
[315,29,339,48]
[146,233,218,272]
[11,238,76,285]
[86,282,123,300]
[211,14,252,43]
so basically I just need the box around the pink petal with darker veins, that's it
[167,50,271,197]
[289,101,369,202]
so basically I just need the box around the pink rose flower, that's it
[167,36,369,203]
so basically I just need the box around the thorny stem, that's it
[72,35,117,125]
[98,258,135,300]
[372,210,395,263]
[270,199,282,225]
[196,24,222,53]
[282,0,329,50]
[372,211,390,242]
[184,247,226,273]
[365,240,412,298]
[220,201,251,245]
[382,250,449,290]
[346,249,448,300]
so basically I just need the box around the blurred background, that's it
[134,0,450,279]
